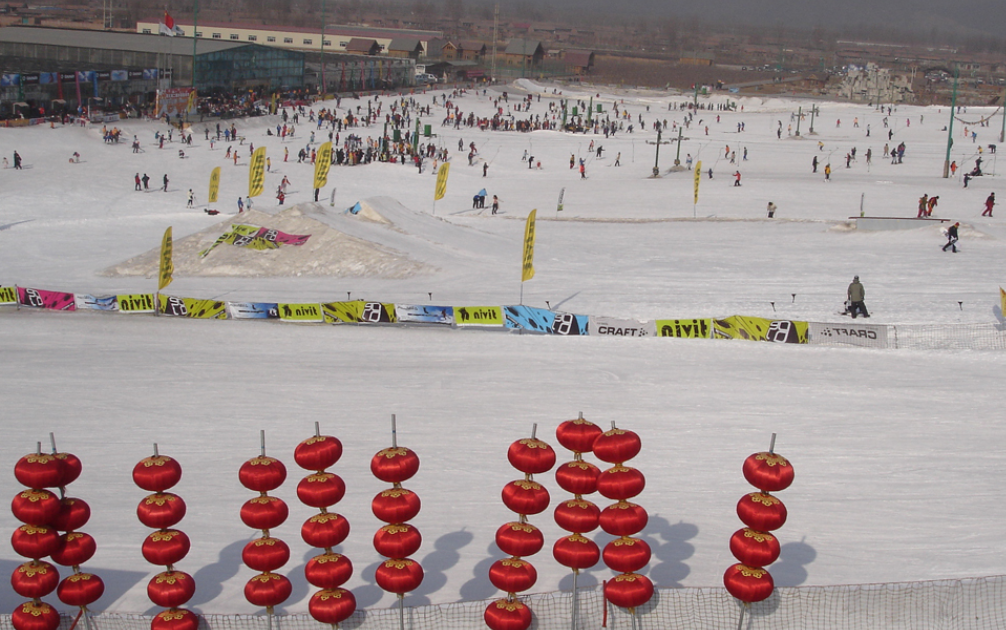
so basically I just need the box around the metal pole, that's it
[944,67,959,178]
[398,594,405,630]
[652,128,661,177]
[191,0,198,89]
[674,126,683,165]
[570,571,578,630]
[1000,85,1006,143]
[795,106,802,137]
[320,0,326,95]
[736,605,746,630]
[391,414,398,448]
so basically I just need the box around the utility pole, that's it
[652,128,662,177]
[673,126,684,168]
[943,67,959,178]
[809,105,818,134]
[191,0,198,89]
[491,4,498,83]
[320,0,326,95]
[795,106,802,137]
[1000,84,1006,143]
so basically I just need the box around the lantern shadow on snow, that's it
[410,529,473,602]
[0,559,148,613]
[352,560,388,608]
[176,539,245,611]
[639,516,698,587]
[739,588,782,620]
[458,541,507,602]
[770,539,817,587]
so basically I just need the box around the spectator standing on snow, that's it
[187,189,194,207]
[141,173,150,190]
[767,202,776,218]
[847,276,869,318]
[917,194,929,218]
[237,197,244,213]
[492,195,500,215]
[135,173,141,191]
[13,151,22,169]
[162,174,169,192]
[982,192,995,217]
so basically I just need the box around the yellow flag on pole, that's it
[694,160,702,204]
[521,209,537,282]
[313,141,333,189]
[1000,286,1006,317]
[248,146,267,198]
[434,162,450,201]
[158,226,173,291]
[208,166,220,203]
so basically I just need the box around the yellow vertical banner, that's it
[186,89,198,114]
[313,141,333,189]
[434,162,450,201]
[521,209,537,282]
[208,166,221,203]
[158,227,174,291]
[248,146,267,198]
[693,160,702,204]
[1000,287,1006,316]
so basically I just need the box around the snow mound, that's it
[100,205,435,278]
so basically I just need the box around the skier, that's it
[982,192,995,217]
[187,189,194,207]
[942,222,960,253]
[766,202,776,218]
[847,276,869,318]
[733,171,742,186]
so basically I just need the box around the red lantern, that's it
[371,488,421,523]
[554,461,600,495]
[11,561,59,599]
[301,513,350,548]
[603,573,653,610]
[14,454,65,489]
[11,489,60,526]
[500,480,550,516]
[294,435,343,471]
[244,572,292,608]
[488,558,536,593]
[147,571,196,608]
[296,473,346,509]
[742,452,794,493]
[51,531,97,567]
[240,496,289,531]
[304,553,354,589]
[592,428,641,464]
[11,525,60,559]
[723,563,774,603]
[596,465,645,501]
[553,499,600,533]
[57,572,105,607]
[132,456,182,493]
[555,417,603,454]
[507,439,556,475]
[552,534,600,571]
[484,597,532,630]
[241,537,290,573]
[308,588,356,625]
[53,452,82,487]
[374,558,424,595]
[238,457,287,493]
[11,600,61,630]
[736,493,787,531]
[142,530,191,567]
[50,497,90,532]
[150,608,199,630]
[370,447,420,484]
[137,493,187,529]
[374,524,422,559]
[494,522,544,557]
[729,528,780,567]
[598,501,648,537]
[602,537,651,574]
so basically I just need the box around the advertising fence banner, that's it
[157,296,228,319]
[228,302,279,320]
[395,304,454,325]
[713,315,808,344]
[808,322,888,348]
[591,317,656,337]
[17,287,75,310]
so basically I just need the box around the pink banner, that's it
[253,227,310,246]
[18,287,76,310]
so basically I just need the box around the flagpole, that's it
[192,0,199,89]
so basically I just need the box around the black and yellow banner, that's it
[158,295,228,319]
[713,315,808,344]
[0,286,17,305]
[249,146,267,198]
[208,166,221,203]
[454,306,504,326]
[313,141,332,189]
[693,160,702,204]
[521,209,537,282]
[322,301,398,324]
[655,318,712,338]
[278,303,324,323]
[117,293,155,313]
[434,162,450,201]
[158,227,173,291]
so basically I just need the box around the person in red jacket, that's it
[982,192,995,217]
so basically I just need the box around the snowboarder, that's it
[982,192,995,217]
[767,202,776,218]
[942,222,960,253]
[847,276,869,318]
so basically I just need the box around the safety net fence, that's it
[6,574,1006,630]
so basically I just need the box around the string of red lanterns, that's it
[133,446,199,630]
[296,423,356,629]
[48,434,104,630]
[239,431,292,626]
[371,414,424,630]
[485,425,556,630]
[552,413,603,630]
[723,434,795,628]
[11,442,67,630]
[596,424,653,627]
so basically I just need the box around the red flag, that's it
[159,11,183,36]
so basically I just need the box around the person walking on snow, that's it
[237,197,244,213]
[491,195,500,215]
[135,173,141,191]
[579,159,586,179]
[982,192,995,216]
[733,171,742,186]
[187,189,194,207]
[162,174,169,192]
[847,276,869,318]
[917,194,929,218]
[943,222,960,252]
[927,196,939,217]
